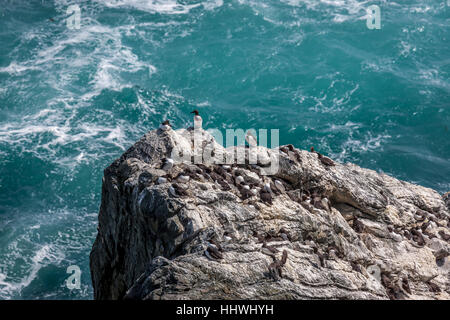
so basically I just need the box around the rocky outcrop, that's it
[90,127,450,300]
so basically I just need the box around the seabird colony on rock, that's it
[152,125,449,292]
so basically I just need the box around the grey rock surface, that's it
[90,128,450,300]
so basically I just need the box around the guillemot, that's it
[260,191,273,205]
[168,185,177,197]
[205,242,223,260]
[235,175,244,185]
[176,174,190,183]
[157,177,168,184]
[161,158,174,171]
[238,185,253,200]
[159,120,172,131]
[172,183,189,197]
[267,250,288,280]
[310,147,335,166]
[223,231,232,242]
[263,182,272,194]
[191,109,203,129]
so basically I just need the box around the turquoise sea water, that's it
[0,0,449,299]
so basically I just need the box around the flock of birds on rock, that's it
[152,110,344,281]
[151,110,449,294]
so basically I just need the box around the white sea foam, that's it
[333,132,392,162]
[0,62,41,75]
[100,0,201,14]
[0,244,65,299]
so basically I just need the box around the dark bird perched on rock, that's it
[350,261,362,273]
[238,185,253,200]
[205,238,224,261]
[269,181,281,195]
[423,230,436,239]
[260,191,273,205]
[403,229,412,240]
[439,231,450,241]
[266,235,284,243]
[213,165,227,177]
[202,172,213,182]
[209,171,223,182]
[223,231,233,242]
[312,246,326,268]
[317,153,335,166]
[327,244,345,259]
[429,215,442,227]
[197,164,212,173]
[287,190,301,203]
[182,168,200,180]
[253,231,266,243]
[301,201,314,212]
[172,183,189,197]
[159,120,172,131]
[223,173,234,184]
[352,216,365,233]
[161,158,174,171]
[381,272,404,300]
[209,238,223,251]
[420,221,430,232]
[279,228,292,241]
[253,231,283,243]
[411,229,425,246]
[268,250,288,280]
[427,281,441,293]
[434,249,449,267]
[423,231,437,239]
[217,179,231,191]
[401,277,412,295]
[311,147,335,166]
[262,241,279,255]
[205,245,223,260]
[279,146,290,155]
[311,195,328,211]
[279,144,295,155]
